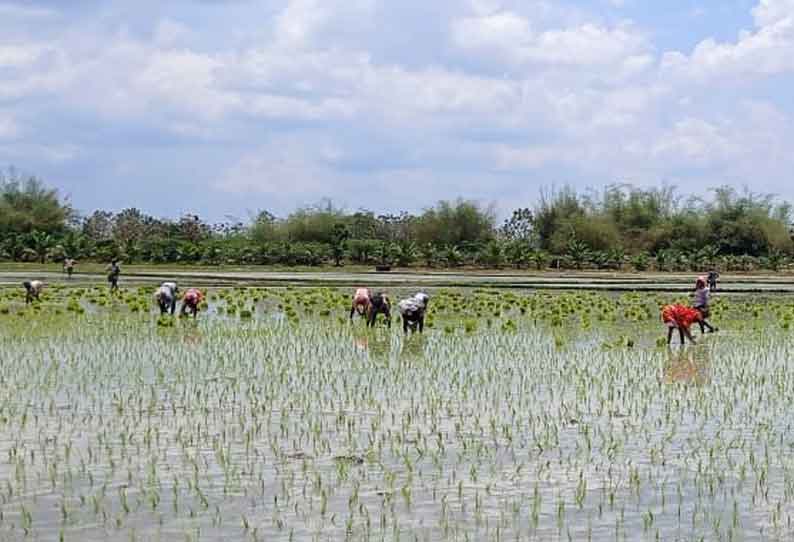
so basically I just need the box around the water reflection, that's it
[663,346,711,385]
[181,328,203,349]
[399,334,428,363]
[352,331,392,362]
[353,332,369,352]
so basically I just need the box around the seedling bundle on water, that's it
[0,284,792,540]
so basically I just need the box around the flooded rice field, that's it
[1,284,794,541]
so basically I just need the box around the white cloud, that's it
[218,140,332,198]
[0,113,18,139]
[752,0,794,27]
[154,19,193,48]
[451,11,648,68]
[273,0,376,50]
[0,44,47,67]
[0,3,56,19]
[2,0,794,217]
[0,43,72,99]
[663,0,794,80]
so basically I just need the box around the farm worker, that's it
[23,280,45,304]
[661,304,702,346]
[180,288,205,318]
[350,288,371,321]
[154,282,179,315]
[398,292,431,334]
[106,259,121,292]
[63,258,77,279]
[367,292,392,328]
[707,270,719,292]
[693,277,717,334]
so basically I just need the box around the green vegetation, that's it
[2,283,794,540]
[2,168,794,271]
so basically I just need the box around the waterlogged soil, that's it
[4,268,794,293]
[0,285,794,541]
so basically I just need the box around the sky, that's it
[1,0,794,222]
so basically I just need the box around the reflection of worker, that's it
[663,348,710,386]
[355,331,390,361]
[353,334,369,351]
[399,334,427,362]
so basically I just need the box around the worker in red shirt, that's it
[662,304,703,346]
[180,288,205,319]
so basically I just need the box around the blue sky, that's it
[1,0,794,222]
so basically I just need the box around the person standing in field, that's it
[63,258,77,279]
[23,280,45,304]
[155,282,179,315]
[707,270,719,292]
[107,259,121,293]
[662,304,702,346]
[693,277,717,334]
[180,288,204,318]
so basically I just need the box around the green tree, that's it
[441,245,463,268]
[250,210,279,244]
[414,199,496,246]
[505,241,530,269]
[25,231,55,264]
[330,223,350,266]
[395,240,418,267]
[529,250,550,271]
[0,170,74,236]
[282,200,346,244]
[500,208,535,243]
[565,239,592,270]
[479,240,505,269]
[420,243,437,268]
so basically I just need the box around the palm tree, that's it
[395,240,418,267]
[420,243,437,268]
[565,239,592,270]
[442,245,463,268]
[698,245,720,271]
[720,254,739,272]
[60,231,91,260]
[26,230,54,264]
[480,240,504,269]
[529,250,550,271]
[607,247,626,270]
[591,251,609,270]
[764,249,787,271]
[376,241,397,267]
[673,251,690,272]
[739,254,757,272]
[630,252,650,272]
[505,241,529,269]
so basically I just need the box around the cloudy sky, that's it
[1,0,793,221]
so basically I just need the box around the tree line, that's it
[2,168,793,271]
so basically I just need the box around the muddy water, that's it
[0,300,793,540]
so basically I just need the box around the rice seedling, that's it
[0,283,792,540]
